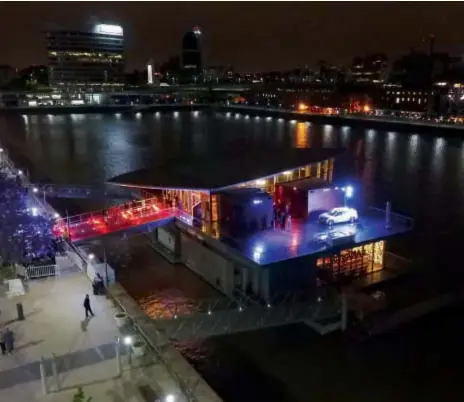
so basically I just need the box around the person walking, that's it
[83,294,94,318]
[0,329,6,355]
[3,328,14,354]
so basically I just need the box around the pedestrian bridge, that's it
[152,296,344,341]
[29,183,138,201]
[53,196,176,242]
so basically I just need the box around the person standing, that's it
[0,329,6,355]
[83,294,94,318]
[3,328,14,354]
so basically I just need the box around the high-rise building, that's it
[350,54,388,84]
[182,26,202,71]
[45,23,124,90]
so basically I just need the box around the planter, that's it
[114,312,128,328]
[132,340,146,357]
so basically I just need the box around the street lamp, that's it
[165,395,175,402]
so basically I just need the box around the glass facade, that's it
[232,158,335,195]
[316,241,385,279]
[46,30,124,88]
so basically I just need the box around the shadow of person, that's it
[80,317,92,332]
[15,339,44,352]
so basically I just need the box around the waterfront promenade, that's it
[222,104,464,133]
[0,262,185,402]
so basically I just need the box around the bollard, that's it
[52,353,60,391]
[127,343,133,367]
[39,356,47,395]
[16,303,25,321]
[115,338,122,376]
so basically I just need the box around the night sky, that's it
[1,2,464,72]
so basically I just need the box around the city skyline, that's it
[1,2,464,72]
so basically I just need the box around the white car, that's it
[318,207,358,225]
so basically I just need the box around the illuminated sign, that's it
[94,24,123,36]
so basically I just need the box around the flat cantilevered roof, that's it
[108,148,344,191]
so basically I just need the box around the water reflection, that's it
[406,134,420,177]
[341,126,350,148]
[430,137,446,195]
[295,122,308,148]
[364,129,376,159]
[384,131,398,182]
[322,124,334,147]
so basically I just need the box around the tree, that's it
[72,387,92,402]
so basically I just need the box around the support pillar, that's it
[39,357,47,395]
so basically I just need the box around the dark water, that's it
[0,111,463,401]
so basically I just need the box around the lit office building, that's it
[45,24,124,90]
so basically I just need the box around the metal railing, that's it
[54,200,176,242]
[107,287,212,402]
[148,286,342,340]
[25,264,57,279]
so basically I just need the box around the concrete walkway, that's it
[0,272,182,402]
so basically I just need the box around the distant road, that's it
[220,105,464,134]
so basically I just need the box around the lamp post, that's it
[343,185,354,207]
[104,247,109,286]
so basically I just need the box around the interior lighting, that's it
[123,336,133,345]
[255,179,266,186]
[94,24,123,36]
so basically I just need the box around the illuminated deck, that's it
[207,208,412,266]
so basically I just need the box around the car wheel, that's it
[350,216,355,223]
[327,219,333,226]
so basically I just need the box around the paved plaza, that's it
[0,267,183,402]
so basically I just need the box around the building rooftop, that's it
[212,207,412,266]
[108,148,344,192]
